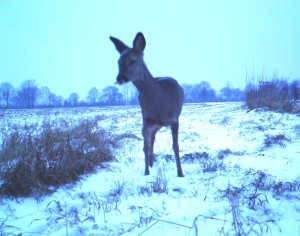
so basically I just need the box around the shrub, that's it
[246,77,300,113]
[181,152,209,164]
[246,79,289,111]
[181,152,226,173]
[217,149,232,159]
[0,117,118,198]
[263,134,290,147]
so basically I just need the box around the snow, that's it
[1,102,300,235]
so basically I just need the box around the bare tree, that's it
[290,79,300,101]
[188,82,215,102]
[0,82,15,108]
[119,83,137,104]
[100,86,123,105]
[87,87,100,105]
[220,87,232,101]
[18,80,38,108]
[181,84,194,102]
[199,81,212,102]
[37,86,51,107]
[66,93,80,107]
[49,93,63,107]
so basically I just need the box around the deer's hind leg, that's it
[171,122,184,177]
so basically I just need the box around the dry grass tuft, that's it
[0,117,118,198]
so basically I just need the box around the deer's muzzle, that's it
[116,74,128,84]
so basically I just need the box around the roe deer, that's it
[110,32,184,177]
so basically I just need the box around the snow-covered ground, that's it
[0,102,300,235]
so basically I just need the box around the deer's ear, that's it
[133,32,146,52]
[110,36,129,54]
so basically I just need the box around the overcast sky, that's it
[1,0,300,99]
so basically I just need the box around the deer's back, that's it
[139,77,184,126]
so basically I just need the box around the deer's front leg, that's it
[149,124,162,167]
[143,120,162,175]
[142,123,151,175]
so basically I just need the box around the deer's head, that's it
[110,32,146,85]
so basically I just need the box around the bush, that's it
[245,73,300,113]
[0,117,118,198]
[181,152,210,164]
[264,134,290,147]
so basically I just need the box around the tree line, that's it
[0,79,244,109]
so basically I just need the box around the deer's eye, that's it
[129,60,136,66]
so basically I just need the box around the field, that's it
[0,102,300,235]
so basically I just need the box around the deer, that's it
[110,32,184,177]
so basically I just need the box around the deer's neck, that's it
[133,64,158,94]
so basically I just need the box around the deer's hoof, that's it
[178,172,184,177]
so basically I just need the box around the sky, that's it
[0,0,300,99]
